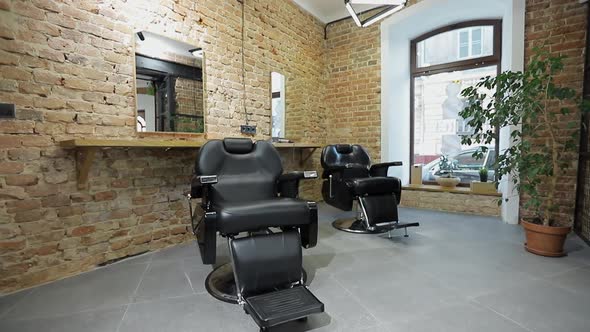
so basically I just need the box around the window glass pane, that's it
[485,151,496,168]
[413,66,497,184]
[416,26,494,67]
[471,28,482,56]
[472,41,482,56]
[459,30,469,44]
[459,45,469,59]
[455,151,481,168]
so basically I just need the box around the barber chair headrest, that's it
[335,144,353,154]
[223,138,254,154]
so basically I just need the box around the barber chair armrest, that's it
[279,171,318,181]
[321,163,370,179]
[370,161,402,177]
[300,201,318,249]
[324,163,369,172]
[190,175,218,199]
[278,171,318,198]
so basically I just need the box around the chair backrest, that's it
[321,144,371,170]
[196,138,283,204]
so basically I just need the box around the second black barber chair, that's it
[188,138,324,331]
[321,144,419,235]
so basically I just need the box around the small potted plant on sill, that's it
[435,155,460,188]
[459,47,589,257]
[479,167,488,183]
[470,166,496,194]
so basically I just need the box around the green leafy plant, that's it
[437,155,458,178]
[479,167,488,182]
[459,47,589,226]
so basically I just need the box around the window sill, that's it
[403,184,501,197]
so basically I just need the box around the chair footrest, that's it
[374,221,420,230]
[245,286,324,328]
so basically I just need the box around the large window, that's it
[411,20,502,185]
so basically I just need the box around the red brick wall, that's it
[0,0,326,294]
[0,0,588,295]
[324,12,382,161]
[521,0,588,225]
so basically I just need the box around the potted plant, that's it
[435,155,460,188]
[479,167,488,183]
[459,47,589,257]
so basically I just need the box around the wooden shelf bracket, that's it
[77,147,98,189]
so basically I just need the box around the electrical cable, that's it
[241,0,249,125]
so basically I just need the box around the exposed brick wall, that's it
[175,78,203,118]
[1,0,588,294]
[575,9,590,242]
[0,0,326,294]
[521,0,588,225]
[175,78,204,132]
[401,190,501,217]
[324,11,382,161]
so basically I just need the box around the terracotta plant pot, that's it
[435,176,460,188]
[522,220,571,257]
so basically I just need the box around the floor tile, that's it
[0,289,33,318]
[0,306,126,332]
[361,302,528,332]
[112,252,153,266]
[545,266,590,297]
[474,279,590,332]
[334,263,464,324]
[307,275,380,330]
[119,294,255,332]
[3,263,147,320]
[150,243,200,262]
[133,260,193,302]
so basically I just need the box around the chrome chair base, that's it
[332,218,392,234]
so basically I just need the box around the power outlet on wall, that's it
[0,103,16,119]
[240,125,257,135]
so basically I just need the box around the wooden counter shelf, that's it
[60,138,321,189]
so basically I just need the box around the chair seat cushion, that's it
[215,198,310,234]
[346,177,401,196]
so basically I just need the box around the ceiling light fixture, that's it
[345,1,363,27]
[344,0,406,28]
[362,3,404,27]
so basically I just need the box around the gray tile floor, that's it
[1,204,590,332]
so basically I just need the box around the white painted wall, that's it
[380,0,525,223]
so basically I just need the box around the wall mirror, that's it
[134,31,205,133]
[271,72,286,138]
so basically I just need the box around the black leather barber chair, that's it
[321,144,419,236]
[188,138,324,331]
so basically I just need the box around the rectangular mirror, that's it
[271,72,286,138]
[134,31,205,133]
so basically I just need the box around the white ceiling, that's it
[293,0,382,23]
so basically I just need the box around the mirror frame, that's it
[270,71,286,139]
[132,31,207,138]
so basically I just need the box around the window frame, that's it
[410,19,502,186]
